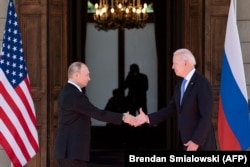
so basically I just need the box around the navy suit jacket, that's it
[149,71,217,150]
[54,83,123,161]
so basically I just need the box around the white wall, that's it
[85,23,119,126]
[85,23,157,126]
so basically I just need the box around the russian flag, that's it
[218,0,250,150]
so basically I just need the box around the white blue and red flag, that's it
[218,0,250,150]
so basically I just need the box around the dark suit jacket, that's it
[149,71,217,150]
[54,83,123,161]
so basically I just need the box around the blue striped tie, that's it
[180,79,187,104]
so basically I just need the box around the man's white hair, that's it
[174,48,196,66]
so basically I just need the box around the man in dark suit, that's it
[135,48,217,151]
[54,62,135,167]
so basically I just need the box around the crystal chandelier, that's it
[93,0,148,31]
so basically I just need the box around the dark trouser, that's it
[56,159,88,167]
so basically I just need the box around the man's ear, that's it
[74,72,79,78]
[184,60,188,66]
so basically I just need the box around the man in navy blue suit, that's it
[135,48,217,151]
[54,62,136,167]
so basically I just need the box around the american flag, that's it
[0,0,39,166]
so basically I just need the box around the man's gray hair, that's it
[68,62,83,78]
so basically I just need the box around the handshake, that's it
[122,108,149,127]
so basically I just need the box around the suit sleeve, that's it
[148,97,177,126]
[65,91,123,125]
